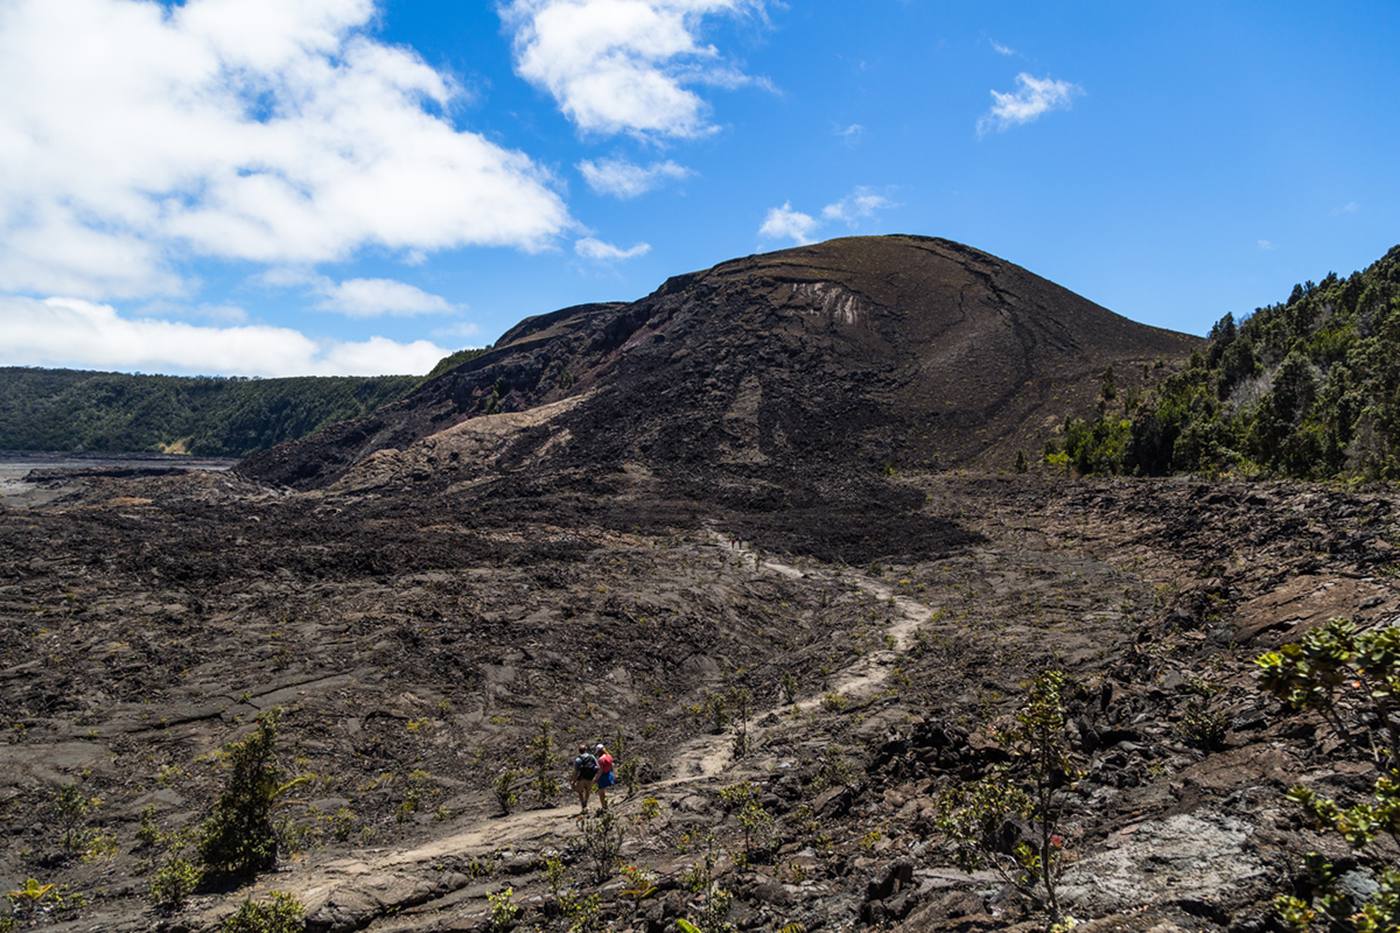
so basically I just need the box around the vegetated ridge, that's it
[241,235,1199,490]
[1054,243,1400,478]
[0,362,474,458]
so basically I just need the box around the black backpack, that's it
[575,753,598,778]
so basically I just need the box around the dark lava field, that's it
[2,238,1397,931]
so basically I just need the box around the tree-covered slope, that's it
[1052,244,1400,479]
[0,367,426,457]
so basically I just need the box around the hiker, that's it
[594,743,616,809]
[572,744,598,813]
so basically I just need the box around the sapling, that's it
[493,768,519,815]
[526,723,561,807]
[934,670,1079,927]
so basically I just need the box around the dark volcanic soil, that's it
[242,236,1198,491]
[1,239,1386,931]
[2,462,1395,931]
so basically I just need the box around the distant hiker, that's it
[594,743,616,809]
[572,744,598,813]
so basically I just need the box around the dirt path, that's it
[191,533,946,931]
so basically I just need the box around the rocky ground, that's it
[1,461,1396,931]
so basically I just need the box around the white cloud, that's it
[315,278,454,318]
[256,269,457,318]
[759,187,893,245]
[0,0,571,300]
[990,39,1016,56]
[822,187,894,225]
[835,123,865,145]
[1333,201,1360,216]
[758,202,819,245]
[575,237,652,261]
[1257,239,1276,251]
[0,295,448,376]
[977,73,1081,136]
[578,158,693,198]
[501,0,764,138]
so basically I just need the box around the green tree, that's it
[198,712,292,884]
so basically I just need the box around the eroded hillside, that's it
[242,236,1198,490]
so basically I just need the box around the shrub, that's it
[780,673,798,705]
[220,892,303,933]
[328,806,357,842]
[704,693,728,734]
[149,855,202,912]
[1176,699,1229,751]
[493,768,519,815]
[1256,618,1400,929]
[563,892,600,933]
[544,854,567,907]
[578,808,625,884]
[935,670,1079,927]
[136,805,163,849]
[637,796,662,827]
[526,723,561,807]
[486,887,520,931]
[396,769,435,824]
[679,839,734,933]
[198,712,285,884]
[735,798,775,860]
[50,780,101,853]
[618,754,649,799]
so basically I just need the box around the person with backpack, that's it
[572,744,598,813]
[594,743,616,810]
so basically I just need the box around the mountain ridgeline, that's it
[0,368,420,457]
[241,235,1200,491]
[1054,243,1400,479]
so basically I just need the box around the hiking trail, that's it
[190,531,947,931]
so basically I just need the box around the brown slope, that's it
[239,235,1199,490]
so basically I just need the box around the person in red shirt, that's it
[593,744,615,810]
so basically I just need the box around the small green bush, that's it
[149,855,202,912]
[493,768,519,815]
[1257,618,1400,930]
[487,886,520,931]
[220,892,303,933]
[50,781,101,853]
[1177,699,1229,751]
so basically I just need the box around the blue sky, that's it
[0,0,1396,376]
